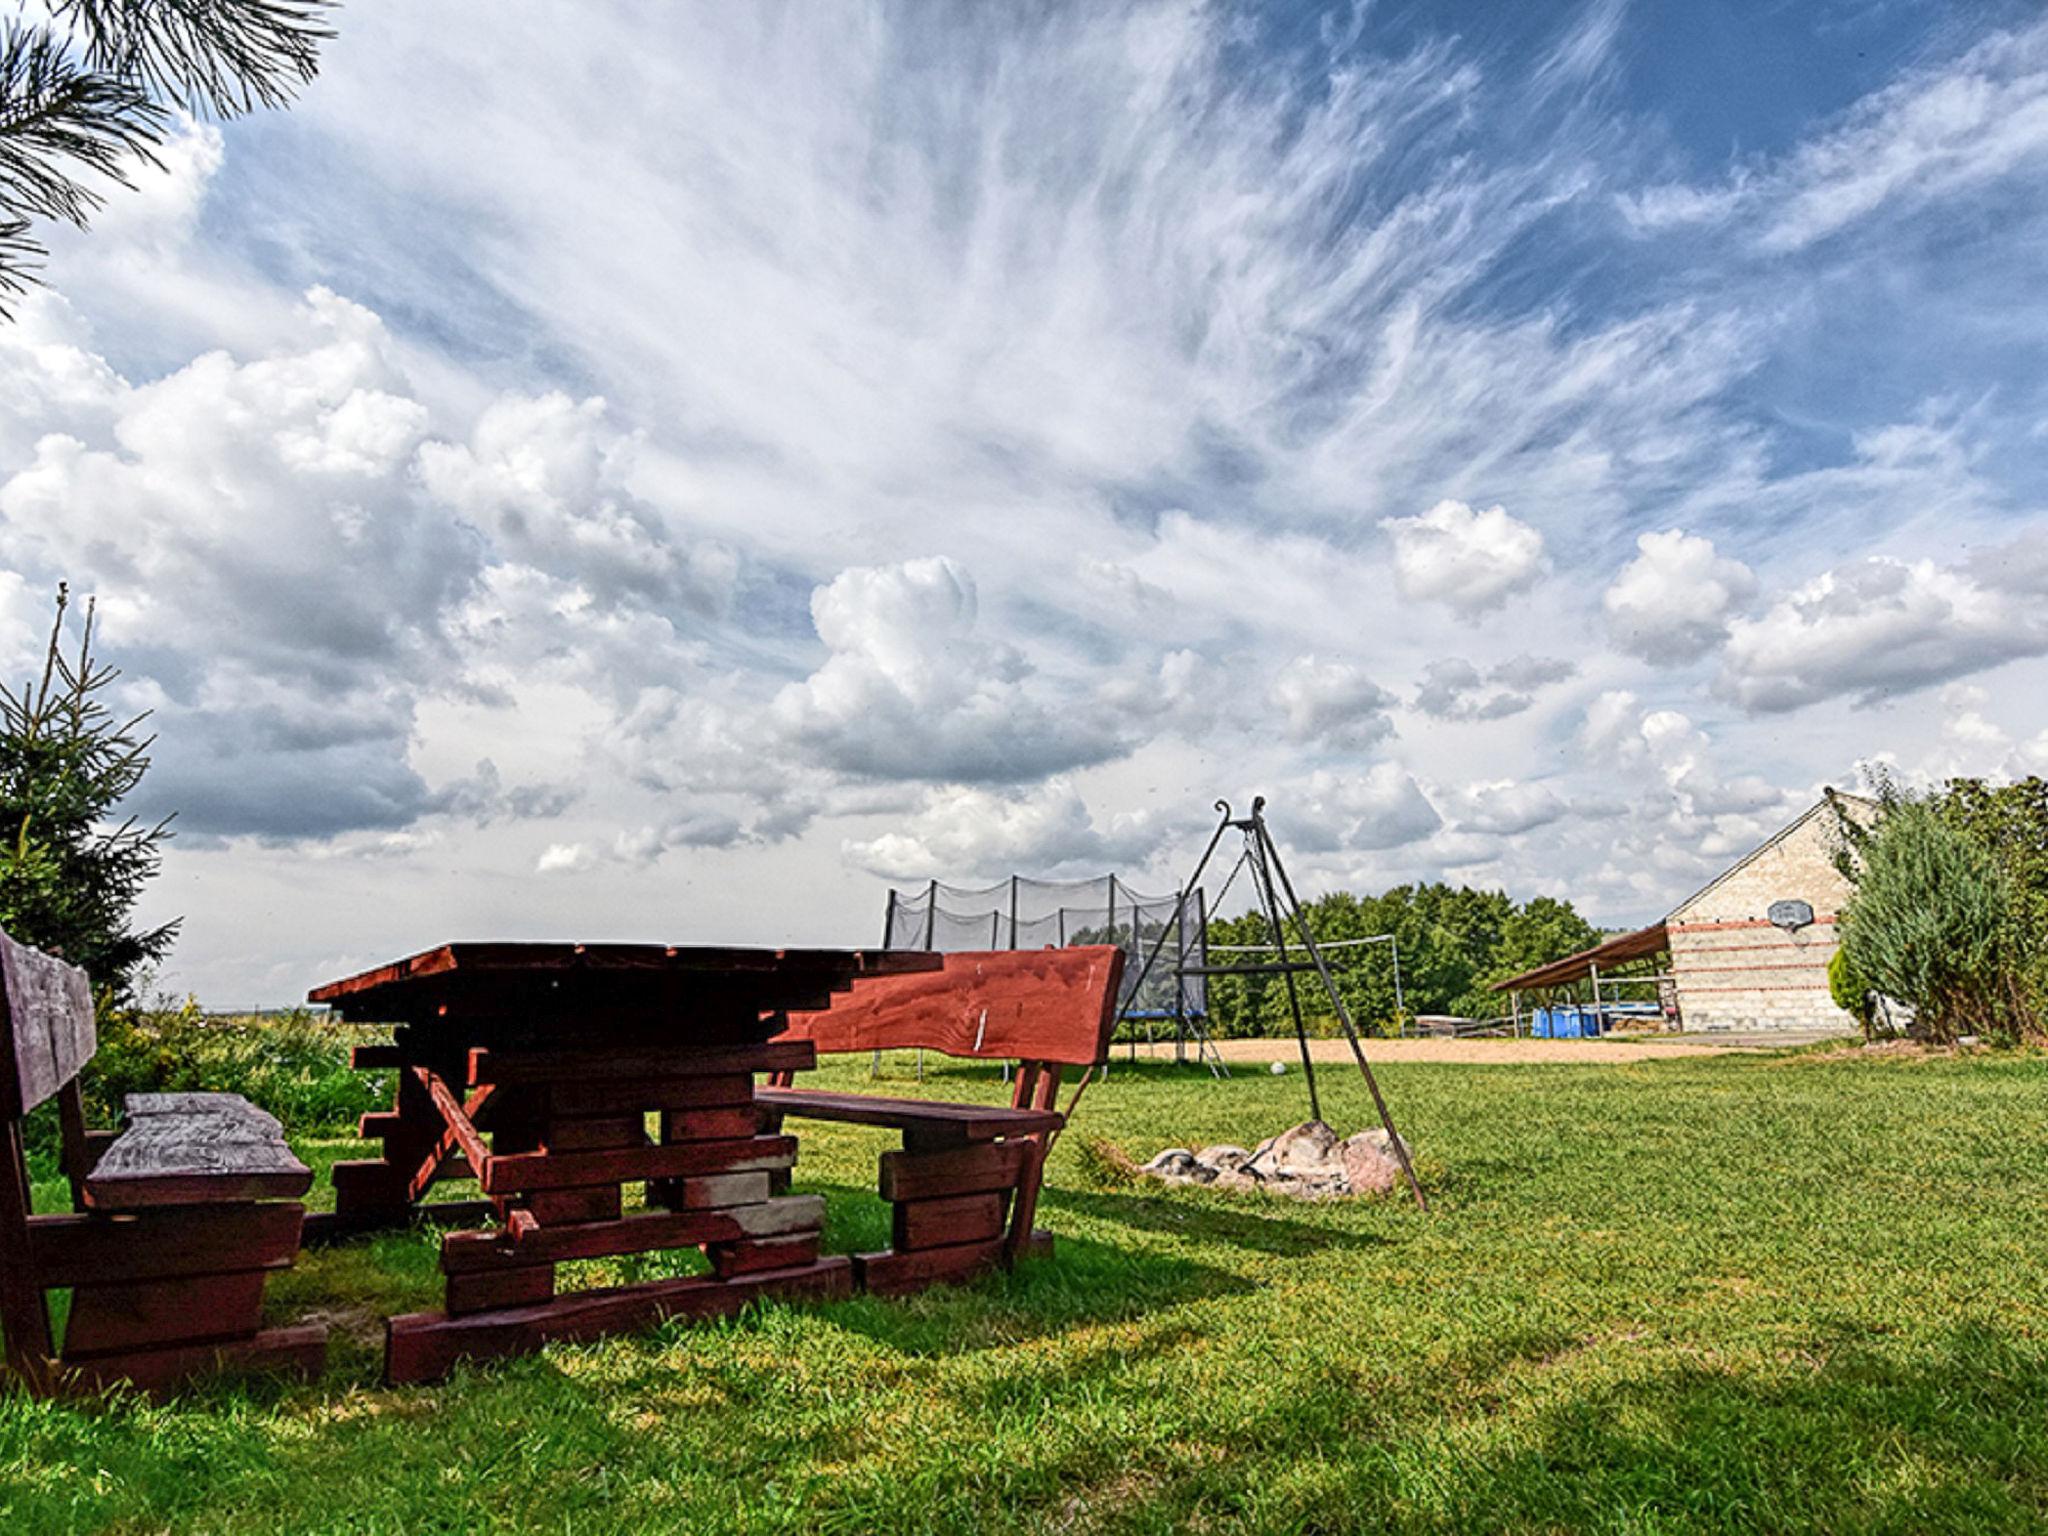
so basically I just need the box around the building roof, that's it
[1490,921,1670,993]
[1663,790,1877,922]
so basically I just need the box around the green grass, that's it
[6,1047,2048,1533]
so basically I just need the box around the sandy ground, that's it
[1115,1031,1845,1066]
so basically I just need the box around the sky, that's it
[4,0,2048,1004]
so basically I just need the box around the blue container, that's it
[1532,1005,1602,1039]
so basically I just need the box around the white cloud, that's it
[1602,529,1757,664]
[1286,765,1443,853]
[1412,653,1574,720]
[1621,19,2048,252]
[772,558,1130,783]
[1272,656,1395,751]
[1445,779,1570,836]
[1720,546,2048,712]
[1381,499,1547,614]
[842,779,1175,881]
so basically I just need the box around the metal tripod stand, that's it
[1124,796,1428,1211]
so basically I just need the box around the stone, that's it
[1142,1148,1196,1176]
[1339,1129,1405,1195]
[1194,1144,1251,1173]
[1268,1120,1341,1175]
[1210,1169,1261,1193]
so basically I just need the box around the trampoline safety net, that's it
[882,876,1207,1019]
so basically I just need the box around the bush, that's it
[1827,945,1879,1040]
[1836,793,2033,1045]
[87,994,389,1136]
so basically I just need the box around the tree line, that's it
[1192,885,1603,1037]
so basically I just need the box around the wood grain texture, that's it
[892,1191,1009,1252]
[84,1094,313,1209]
[30,1203,304,1287]
[51,1324,326,1397]
[0,927,96,1117]
[61,1270,268,1357]
[441,1196,826,1272]
[774,947,1124,1068]
[553,1073,754,1115]
[754,1088,1058,1141]
[877,1142,1029,1202]
[384,1257,854,1383]
[853,1239,1006,1296]
[709,1234,820,1277]
[471,1040,814,1085]
[482,1135,798,1194]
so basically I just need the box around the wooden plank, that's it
[0,928,96,1117]
[553,1073,754,1115]
[648,1171,773,1212]
[411,1068,494,1182]
[446,1265,555,1316]
[878,1141,1029,1202]
[313,943,940,1003]
[754,1087,1058,1141]
[710,1235,820,1278]
[384,1257,855,1384]
[61,1270,268,1357]
[84,1094,312,1210]
[776,947,1125,1068]
[545,1115,644,1152]
[893,1191,1009,1252]
[440,1195,826,1272]
[483,1135,797,1194]
[357,1111,405,1140]
[0,1120,56,1380]
[472,1039,815,1086]
[520,1186,621,1225]
[853,1239,1006,1296]
[30,1203,304,1287]
[659,1106,759,1143]
[349,1044,405,1069]
[54,1323,325,1397]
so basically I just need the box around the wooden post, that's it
[922,879,938,949]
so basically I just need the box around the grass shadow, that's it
[1049,1183,1395,1257]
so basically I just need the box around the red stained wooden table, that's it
[307,942,940,1383]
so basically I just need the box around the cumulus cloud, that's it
[419,392,738,617]
[842,779,1175,881]
[1412,654,1574,720]
[1719,546,2048,712]
[773,558,1128,782]
[1272,656,1395,751]
[1381,500,1547,614]
[1446,779,1570,836]
[1602,529,1757,664]
[1285,765,1443,853]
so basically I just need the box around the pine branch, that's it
[0,24,167,224]
[59,0,334,117]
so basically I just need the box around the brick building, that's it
[1494,794,1876,1035]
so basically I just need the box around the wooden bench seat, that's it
[752,1087,1061,1143]
[85,1093,314,1210]
[760,947,1123,1294]
[0,929,326,1396]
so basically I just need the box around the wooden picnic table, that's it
[307,941,941,1382]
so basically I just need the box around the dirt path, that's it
[1117,1032,1841,1066]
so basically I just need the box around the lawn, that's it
[5,1045,2048,1533]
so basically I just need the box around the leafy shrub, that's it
[1827,945,1879,1040]
[87,994,389,1136]
[1836,791,2033,1046]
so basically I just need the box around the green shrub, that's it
[1837,793,2032,1045]
[1827,945,1880,1040]
[87,994,389,1135]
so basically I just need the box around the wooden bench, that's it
[758,946,1124,1294]
[0,929,326,1395]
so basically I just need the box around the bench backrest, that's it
[776,947,1125,1068]
[0,928,95,1119]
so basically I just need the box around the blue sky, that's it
[3,0,2047,1002]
